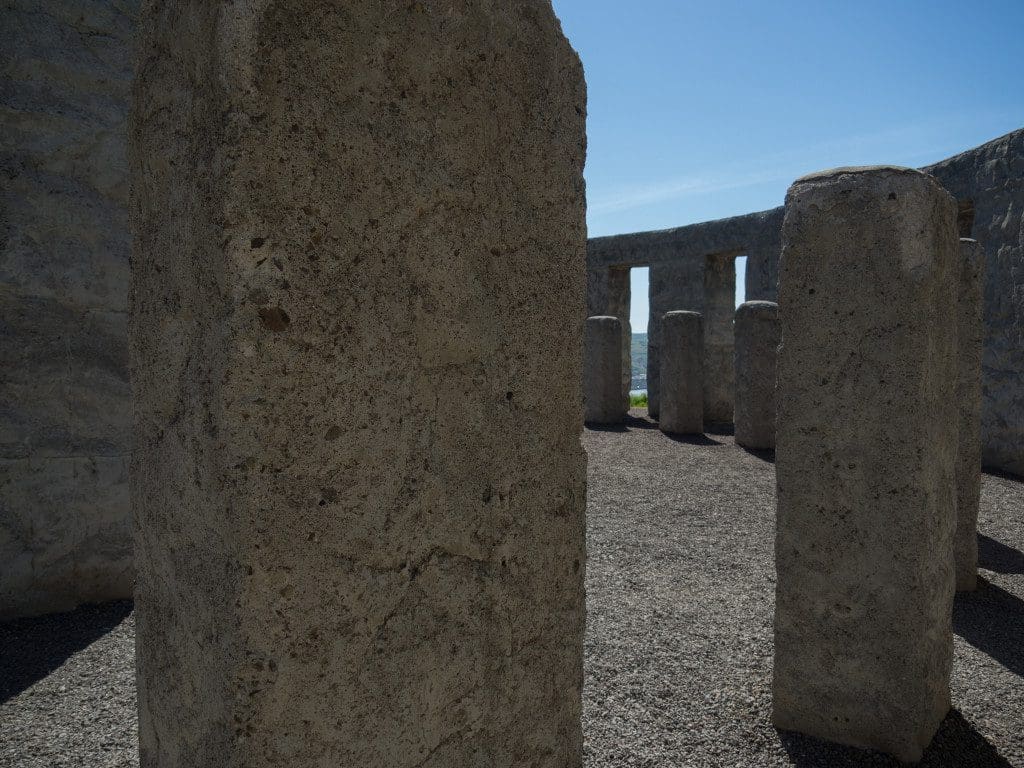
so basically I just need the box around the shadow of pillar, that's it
[977,533,1024,575]
[0,600,132,704]
[778,709,1013,766]
[953,577,1024,679]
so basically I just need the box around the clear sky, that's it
[551,0,1024,331]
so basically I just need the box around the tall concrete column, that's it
[605,267,632,411]
[774,167,958,763]
[659,311,704,435]
[955,238,985,591]
[130,4,587,766]
[702,253,737,426]
[734,301,779,450]
[648,260,703,418]
[584,316,624,425]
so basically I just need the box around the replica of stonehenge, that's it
[0,1,1019,765]
[587,131,1024,476]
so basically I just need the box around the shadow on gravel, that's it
[977,534,1024,574]
[778,709,1012,767]
[740,446,776,463]
[623,415,659,430]
[953,577,1024,679]
[662,432,723,446]
[0,600,133,704]
[584,415,661,433]
[982,466,1024,484]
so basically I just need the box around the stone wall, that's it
[926,133,1024,476]
[587,130,1024,475]
[0,0,136,617]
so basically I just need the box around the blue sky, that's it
[551,0,1024,331]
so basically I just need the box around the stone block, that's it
[955,238,984,591]
[774,166,958,763]
[131,3,586,766]
[734,301,779,450]
[659,311,703,435]
[584,316,624,425]
[0,455,132,618]
[0,0,135,618]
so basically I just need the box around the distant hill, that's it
[631,333,647,391]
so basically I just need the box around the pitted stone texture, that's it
[646,261,703,419]
[734,301,779,450]
[774,167,958,763]
[585,316,624,425]
[658,311,703,435]
[926,131,1024,477]
[702,254,736,426]
[131,3,586,767]
[955,239,985,591]
[0,0,136,617]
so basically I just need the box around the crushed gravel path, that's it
[2,410,1021,766]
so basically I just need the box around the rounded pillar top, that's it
[586,315,621,327]
[663,311,704,323]
[787,165,955,210]
[736,300,778,319]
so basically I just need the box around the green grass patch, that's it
[629,392,648,408]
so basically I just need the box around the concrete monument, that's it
[585,316,625,425]
[659,311,704,435]
[130,3,587,765]
[955,238,984,591]
[734,301,779,450]
[773,167,958,762]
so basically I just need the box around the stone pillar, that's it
[774,167,958,763]
[606,267,632,411]
[955,238,984,591]
[734,301,779,450]
[702,253,736,426]
[648,260,703,418]
[584,316,624,425]
[131,4,586,767]
[659,311,704,434]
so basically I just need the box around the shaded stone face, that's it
[955,239,985,591]
[733,301,779,450]
[0,1,136,618]
[647,262,703,419]
[773,166,958,763]
[658,311,703,435]
[130,3,587,766]
[584,316,625,425]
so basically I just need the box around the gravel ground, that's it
[1,410,1021,766]
[0,601,135,768]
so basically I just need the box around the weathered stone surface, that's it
[647,261,703,418]
[659,311,703,435]
[587,129,1024,476]
[131,3,586,766]
[0,0,135,617]
[585,316,624,425]
[774,167,958,762]
[926,132,1024,477]
[733,301,778,450]
[955,239,985,591]
[703,254,735,425]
